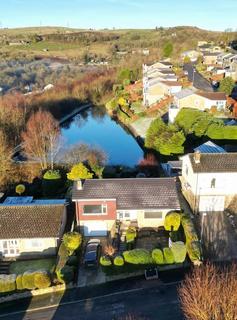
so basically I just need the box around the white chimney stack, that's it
[76,180,83,190]
[194,151,201,164]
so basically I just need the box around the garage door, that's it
[199,196,225,212]
[83,221,107,236]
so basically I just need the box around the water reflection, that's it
[60,106,144,166]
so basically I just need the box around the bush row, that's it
[0,271,51,293]
[181,214,202,263]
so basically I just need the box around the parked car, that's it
[84,239,101,267]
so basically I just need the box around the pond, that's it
[60,106,144,166]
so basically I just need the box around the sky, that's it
[0,0,236,31]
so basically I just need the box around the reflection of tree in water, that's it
[74,110,89,128]
[90,105,107,123]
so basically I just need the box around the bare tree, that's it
[22,110,61,170]
[179,263,237,320]
[0,130,13,188]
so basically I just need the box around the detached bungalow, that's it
[72,178,181,237]
[0,197,68,259]
[203,52,222,65]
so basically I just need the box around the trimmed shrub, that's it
[100,256,112,266]
[114,256,124,267]
[152,249,164,265]
[22,271,36,290]
[43,170,61,180]
[171,241,187,263]
[56,265,74,284]
[63,232,82,254]
[181,214,199,242]
[123,249,153,265]
[67,255,78,267]
[163,248,175,264]
[16,274,24,290]
[0,274,16,293]
[34,271,51,289]
[187,241,202,262]
[15,184,25,195]
[164,212,181,231]
[126,227,137,243]
[42,170,62,197]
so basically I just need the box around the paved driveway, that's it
[184,64,214,92]
[199,211,237,261]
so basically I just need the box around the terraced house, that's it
[72,178,181,237]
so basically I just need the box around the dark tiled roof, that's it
[189,153,237,173]
[0,204,66,239]
[72,178,181,210]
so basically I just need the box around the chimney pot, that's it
[76,180,83,190]
[194,151,201,164]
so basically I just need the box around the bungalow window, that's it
[31,239,43,248]
[83,204,107,215]
[144,212,163,219]
[1,240,19,256]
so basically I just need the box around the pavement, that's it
[183,63,214,92]
[199,211,237,261]
[0,280,183,320]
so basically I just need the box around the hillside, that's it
[0,26,236,63]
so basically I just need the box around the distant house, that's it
[161,161,182,177]
[0,197,68,259]
[72,178,181,237]
[203,52,222,65]
[181,152,237,212]
[181,50,200,62]
[143,79,182,106]
[194,141,226,154]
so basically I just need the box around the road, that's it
[0,277,184,320]
[183,63,214,92]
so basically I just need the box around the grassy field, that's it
[9,258,56,275]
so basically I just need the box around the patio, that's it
[136,228,169,251]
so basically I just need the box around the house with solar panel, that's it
[0,197,68,259]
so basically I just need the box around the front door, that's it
[0,240,20,257]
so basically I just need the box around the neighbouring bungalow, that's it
[72,178,181,237]
[181,152,237,212]
[169,89,227,122]
[0,197,68,259]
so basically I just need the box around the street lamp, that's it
[200,212,207,244]
[192,67,196,84]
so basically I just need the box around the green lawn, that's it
[9,258,56,275]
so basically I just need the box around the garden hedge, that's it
[171,241,187,263]
[163,248,175,264]
[100,256,112,266]
[181,214,199,243]
[123,249,153,265]
[63,232,82,254]
[42,170,62,197]
[164,212,181,231]
[187,241,202,262]
[152,249,164,265]
[22,271,36,290]
[56,265,74,284]
[34,271,51,289]
[16,274,24,290]
[113,256,124,267]
[0,274,16,293]
[126,227,137,243]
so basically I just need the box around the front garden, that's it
[100,212,202,276]
[0,232,82,295]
